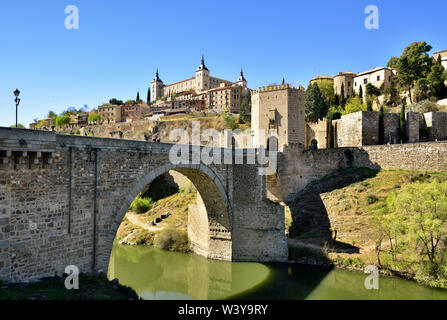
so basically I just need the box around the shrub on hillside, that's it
[154,228,189,252]
[129,195,154,213]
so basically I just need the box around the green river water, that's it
[108,244,447,300]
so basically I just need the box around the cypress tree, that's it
[367,99,373,111]
[400,101,406,143]
[334,94,340,107]
[359,85,363,102]
[327,115,334,148]
[136,91,140,102]
[379,105,385,144]
[147,87,151,104]
[340,83,346,108]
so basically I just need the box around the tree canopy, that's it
[109,98,124,105]
[387,41,433,103]
[239,90,252,124]
[88,113,101,124]
[305,82,328,122]
[55,115,71,127]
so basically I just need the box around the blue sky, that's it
[0,0,446,127]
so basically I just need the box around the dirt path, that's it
[126,213,163,232]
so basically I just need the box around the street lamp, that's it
[14,89,21,128]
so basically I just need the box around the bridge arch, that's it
[98,162,233,273]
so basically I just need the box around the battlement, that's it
[255,84,305,93]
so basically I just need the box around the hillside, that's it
[286,168,447,283]
[116,191,197,251]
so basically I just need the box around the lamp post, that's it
[14,89,21,128]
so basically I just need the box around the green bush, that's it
[129,195,154,213]
[366,195,379,204]
[154,228,189,252]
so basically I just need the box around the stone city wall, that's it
[274,141,447,201]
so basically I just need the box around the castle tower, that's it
[151,69,164,102]
[195,55,210,92]
[251,85,306,151]
[236,68,247,90]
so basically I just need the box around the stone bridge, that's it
[2,127,447,282]
[0,128,287,282]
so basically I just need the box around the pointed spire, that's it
[153,68,162,82]
[197,55,208,71]
[238,66,246,82]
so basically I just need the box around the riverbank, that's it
[286,168,447,288]
[0,273,139,300]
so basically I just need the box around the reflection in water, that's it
[109,245,447,300]
[108,244,270,300]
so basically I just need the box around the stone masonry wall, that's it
[0,128,287,282]
[383,113,400,144]
[275,141,447,201]
[424,112,447,141]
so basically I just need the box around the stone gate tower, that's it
[251,84,306,151]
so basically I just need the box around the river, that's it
[108,244,447,300]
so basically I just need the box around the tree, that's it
[392,181,447,283]
[136,91,141,102]
[305,83,328,122]
[327,114,334,148]
[88,113,101,124]
[282,78,285,86]
[366,99,373,111]
[400,101,406,142]
[343,96,366,115]
[109,98,124,105]
[48,110,57,118]
[55,115,71,127]
[333,94,340,107]
[359,85,363,102]
[315,79,335,106]
[387,41,433,104]
[147,87,151,104]
[366,83,381,98]
[384,78,400,107]
[427,64,446,99]
[340,83,346,107]
[60,107,78,116]
[379,105,385,144]
[239,90,252,124]
[414,78,430,102]
[10,124,25,128]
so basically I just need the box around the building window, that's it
[377,75,380,81]
[363,79,368,84]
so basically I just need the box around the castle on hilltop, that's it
[150,56,248,114]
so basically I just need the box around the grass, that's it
[287,168,447,283]
[117,192,197,249]
[0,273,139,300]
